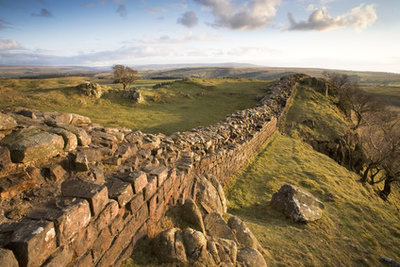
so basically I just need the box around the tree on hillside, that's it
[323,71,351,97]
[112,65,139,90]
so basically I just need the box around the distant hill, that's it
[0,65,109,78]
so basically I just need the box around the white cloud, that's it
[177,11,198,28]
[287,4,377,32]
[0,39,20,50]
[147,6,167,14]
[194,0,281,30]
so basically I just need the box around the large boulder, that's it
[182,198,205,234]
[0,113,17,131]
[207,237,237,266]
[271,184,324,223]
[195,175,226,215]
[152,228,187,264]
[204,212,235,241]
[1,129,64,163]
[237,247,267,267]
[182,228,211,263]
[228,216,260,249]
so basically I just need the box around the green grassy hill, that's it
[0,77,268,135]
[226,83,400,266]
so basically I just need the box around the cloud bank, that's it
[177,11,198,28]
[194,0,281,30]
[288,4,377,32]
[0,39,20,50]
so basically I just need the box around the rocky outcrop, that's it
[123,88,143,104]
[76,82,104,98]
[154,197,266,267]
[194,174,227,215]
[271,184,324,223]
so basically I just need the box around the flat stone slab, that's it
[1,129,64,163]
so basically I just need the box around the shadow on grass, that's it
[228,203,307,230]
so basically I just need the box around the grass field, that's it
[0,77,268,135]
[225,84,400,266]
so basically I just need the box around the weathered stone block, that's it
[0,248,18,267]
[0,146,12,170]
[58,125,91,146]
[0,173,37,201]
[92,228,113,262]
[61,180,108,217]
[73,251,93,267]
[70,113,91,126]
[71,224,97,258]
[74,151,89,172]
[126,191,145,214]
[106,179,134,207]
[50,164,67,181]
[57,199,91,244]
[143,176,157,201]
[93,199,119,232]
[1,129,64,163]
[0,113,17,130]
[42,246,73,267]
[122,171,147,193]
[149,166,168,187]
[48,128,78,152]
[9,220,57,267]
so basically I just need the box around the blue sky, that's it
[0,0,399,72]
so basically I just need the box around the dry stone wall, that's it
[0,74,305,266]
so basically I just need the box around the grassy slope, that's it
[0,77,268,135]
[225,85,400,266]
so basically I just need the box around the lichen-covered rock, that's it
[237,247,267,267]
[207,237,237,266]
[195,175,226,215]
[182,198,205,234]
[182,228,215,265]
[0,146,12,170]
[76,82,104,98]
[0,248,19,267]
[228,216,259,249]
[124,88,143,104]
[271,184,324,223]
[204,212,235,241]
[153,228,187,264]
[1,129,64,163]
[0,113,17,130]
[48,128,78,152]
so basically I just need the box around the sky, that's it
[0,0,399,72]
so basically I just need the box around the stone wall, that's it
[0,74,305,266]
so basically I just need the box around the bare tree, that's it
[322,71,351,97]
[112,65,139,90]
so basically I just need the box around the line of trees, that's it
[324,72,399,200]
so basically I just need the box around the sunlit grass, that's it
[225,85,400,266]
[0,77,268,135]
